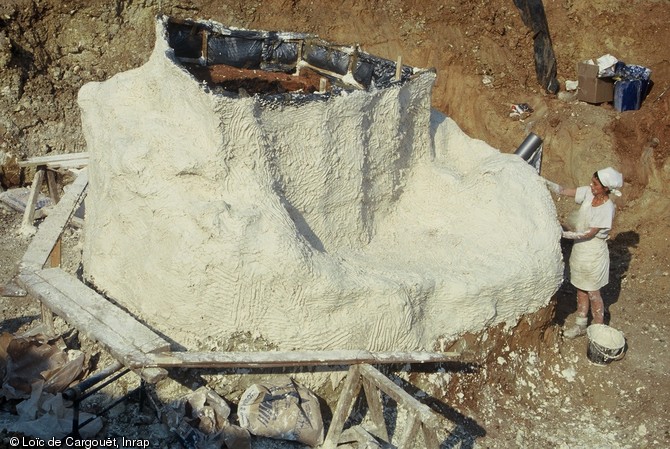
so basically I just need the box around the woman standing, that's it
[545,167,623,338]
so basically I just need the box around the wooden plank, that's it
[133,367,168,384]
[362,375,389,442]
[0,281,27,297]
[358,364,441,429]
[46,170,60,203]
[0,187,50,219]
[21,169,45,229]
[16,270,167,383]
[21,170,88,271]
[48,238,61,268]
[46,159,89,170]
[340,426,382,447]
[140,349,460,368]
[201,29,208,62]
[322,364,362,449]
[40,302,55,336]
[16,271,141,364]
[395,411,420,449]
[36,268,170,354]
[18,152,89,167]
[41,238,60,336]
[421,423,440,449]
[395,55,402,81]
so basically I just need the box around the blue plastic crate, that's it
[613,64,652,112]
[614,79,648,111]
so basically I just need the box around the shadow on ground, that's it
[553,230,639,327]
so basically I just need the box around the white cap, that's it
[597,167,623,196]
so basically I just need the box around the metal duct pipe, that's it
[514,132,543,161]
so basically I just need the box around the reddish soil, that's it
[186,63,328,94]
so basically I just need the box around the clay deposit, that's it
[77,17,563,352]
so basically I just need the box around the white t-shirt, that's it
[574,186,615,239]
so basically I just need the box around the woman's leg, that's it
[564,289,590,338]
[588,290,605,324]
[576,289,590,317]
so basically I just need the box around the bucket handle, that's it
[592,342,626,361]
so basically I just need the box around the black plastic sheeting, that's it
[261,36,301,71]
[165,18,418,96]
[167,21,202,59]
[302,43,350,76]
[513,0,559,94]
[208,36,264,68]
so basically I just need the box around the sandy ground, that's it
[2,0,670,447]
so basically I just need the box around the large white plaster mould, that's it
[78,19,563,352]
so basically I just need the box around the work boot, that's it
[563,316,588,339]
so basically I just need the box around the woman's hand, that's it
[561,227,600,240]
[544,179,563,194]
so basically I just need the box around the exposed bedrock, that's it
[78,18,563,352]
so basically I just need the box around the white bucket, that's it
[586,324,626,365]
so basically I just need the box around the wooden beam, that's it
[16,268,169,383]
[395,55,402,81]
[358,364,441,429]
[21,170,88,271]
[322,365,362,449]
[136,349,461,369]
[201,29,208,64]
[0,281,27,297]
[362,375,389,441]
[48,238,61,268]
[38,268,170,354]
[339,426,382,447]
[396,411,420,448]
[21,168,45,230]
[45,159,89,171]
[46,170,60,203]
[40,236,61,336]
[421,422,441,448]
[18,152,89,168]
[40,302,55,336]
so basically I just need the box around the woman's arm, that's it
[562,227,600,240]
[559,187,577,197]
[544,179,576,197]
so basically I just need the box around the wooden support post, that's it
[395,55,403,81]
[21,168,45,230]
[48,238,61,268]
[201,30,208,65]
[21,170,88,271]
[46,170,60,203]
[421,422,441,448]
[396,411,420,448]
[322,365,362,449]
[362,375,389,441]
[358,364,441,429]
[319,77,327,93]
[41,303,55,336]
[40,236,61,336]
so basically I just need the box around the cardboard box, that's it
[577,61,615,103]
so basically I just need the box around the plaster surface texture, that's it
[78,20,564,352]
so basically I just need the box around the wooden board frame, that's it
[15,167,465,443]
[322,363,444,449]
